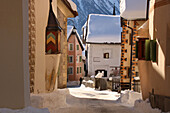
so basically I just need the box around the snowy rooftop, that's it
[120,0,148,20]
[67,0,77,12]
[67,25,74,39]
[86,14,121,43]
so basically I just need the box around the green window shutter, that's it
[77,45,79,50]
[80,67,82,73]
[135,41,138,58]
[79,56,82,62]
[70,44,73,50]
[77,67,79,74]
[145,40,150,61]
[150,40,157,62]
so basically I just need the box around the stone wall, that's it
[29,0,36,93]
[57,8,68,88]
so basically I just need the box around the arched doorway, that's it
[95,70,107,77]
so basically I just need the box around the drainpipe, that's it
[122,21,134,90]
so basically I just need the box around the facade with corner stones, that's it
[0,0,77,108]
[120,0,170,111]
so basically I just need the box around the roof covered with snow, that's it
[60,0,78,17]
[120,0,148,20]
[67,25,84,51]
[86,14,121,44]
[67,0,77,12]
[67,25,74,39]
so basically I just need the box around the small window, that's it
[69,43,73,51]
[76,56,79,63]
[77,45,79,50]
[104,53,109,59]
[68,67,73,74]
[79,56,82,62]
[137,38,149,60]
[69,56,73,63]
[77,67,79,74]
[80,67,82,73]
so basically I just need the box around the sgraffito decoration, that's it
[46,32,57,54]
[46,0,61,54]
[45,0,61,91]
[29,0,36,93]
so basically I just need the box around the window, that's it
[137,38,148,60]
[79,56,82,62]
[69,56,73,63]
[77,45,79,50]
[68,67,73,74]
[104,53,109,59]
[77,67,79,74]
[69,43,73,51]
[76,56,79,63]
[80,67,82,73]
[136,38,156,62]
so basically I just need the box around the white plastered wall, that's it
[34,0,58,93]
[87,44,121,77]
[0,0,30,108]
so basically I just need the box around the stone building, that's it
[120,0,148,90]
[57,0,78,88]
[120,0,170,111]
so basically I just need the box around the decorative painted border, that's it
[29,0,36,93]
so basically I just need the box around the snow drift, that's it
[117,90,142,106]
[134,99,162,113]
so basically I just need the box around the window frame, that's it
[69,55,73,63]
[76,44,79,50]
[68,66,73,75]
[77,67,79,74]
[103,53,109,59]
[137,38,149,60]
[80,67,82,73]
[69,43,74,51]
[76,56,79,63]
[79,56,82,62]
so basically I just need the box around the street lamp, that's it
[46,0,62,54]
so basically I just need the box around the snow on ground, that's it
[68,85,168,113]
[67,81,79,87]
[0,86,169,113]
[117,90,142,107]
[0,107,49,113]
[31,89,69,113]
[133,99,162,113]
[68,84,120,101]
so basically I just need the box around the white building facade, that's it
[87,44,121,77]
[83,14,122,77]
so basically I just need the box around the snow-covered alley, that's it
[52,85,162,113]
[0,85,165,113]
